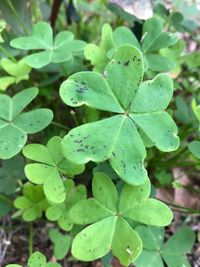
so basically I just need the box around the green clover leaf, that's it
[0,155,26,196]
[135,226,195,267]
[69,172,173,266]
[0,58,31,91]
[23,136,85,204]
[60,45,179,185]
[188,140,200,159]
[6,251,61,267]
[0,87,53,159]
[14,183,49,221]
[10,21,86,68]
[49,228,71,260]
[46,179,86,230]
[85,18,177,72]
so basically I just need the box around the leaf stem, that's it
[159,199,200,215]
[0,195,13,206]
[51,121,70,131]
[70,110,79,126]
[29,222,33,256]
[6,0,29,35]
[0,45,16,62]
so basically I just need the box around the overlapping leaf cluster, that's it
[46,179,86,230]
[135,226,195,267]
[14,183,48,221]
[69,172,173,266]
[85,17,177,72]
[60,45,179,185]
[23,136,85,204]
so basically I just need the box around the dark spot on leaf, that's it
[77,149,85,152]
[124,60,130,66]
[74,139,83,143]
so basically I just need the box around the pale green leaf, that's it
[131,74,173,113]
[11,22,85,68]
[60,71,123,113]
[70,199,114,224]
[112,217,142,266]
[124,199,173,226]
[0,87,53,159]
[28,251,47,267]
[131,112,179,152]
[72,216,117,261]
[92,172,118,211]
[62,115,147,185]
[105,45,143,109]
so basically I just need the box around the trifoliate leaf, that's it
[134,226,195,267]
[46,179,86,230]
[0,87,53,159]
[10,22,86,68]
[162,227,195,267]
[23,136,84,204]
[14,183,48,221]
[69,173,173,265]
[60,45,179,185]
[49,229,71,260]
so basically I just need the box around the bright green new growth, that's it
[0,58,31,91]
[192,98,200,125]
[49,228,71,260]
[0,87,53,159]
[6,251,62,267]
[85,17,177,72]
[60,45,179,185]
[14,183,48,221]
[69,173,173,266]
[135,226,195,267]
[46,179,86,230]
[23,136,85,204]
[10,21,86,68]
[0,155,25,196]
[0,19,6,43]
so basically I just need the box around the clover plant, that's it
[60,45,179,185]
[135,226,195,267]
[85,17,177,72]
[1,3,198,267]
[69,172,172,266]
[23,136,85,204]
[10,22,86,68]
[6,251,61,267]
[0,87,53,159]
[46,179,86,230]
[49,228,71,260]
[14,183,48,221]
